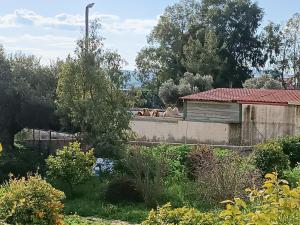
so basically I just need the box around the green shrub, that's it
[0,144,48,183]
[213,147,232,157]
[220,173,300,225]
[121,146,165,206]
[0,174,65,225]
[46,141,96,196]
[254,140,290,175]
[280,136,300,167]
[143,173,300,225]
[284,164,300,188]
[105,176,143,203]
[142,203,217,225]
[147,145,191,182]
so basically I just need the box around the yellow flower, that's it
[36,211,44,219]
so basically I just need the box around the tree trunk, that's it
[0,129,15,153]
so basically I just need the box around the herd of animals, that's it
[136,107,180,118]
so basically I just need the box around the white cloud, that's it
[0,34,77,63]
[0,9,157,34]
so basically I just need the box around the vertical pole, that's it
[85,6,89,50]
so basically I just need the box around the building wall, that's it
[241,104,300,145]
[186,101,241,123]
[130,117,231,145]
[130,103,300,146]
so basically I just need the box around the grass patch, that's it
[65,215,110,225]
[64,200,149,224]
[58,176,149,224]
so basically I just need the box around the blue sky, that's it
[0,0,299,69]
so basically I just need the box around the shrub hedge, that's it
[0,174,65,225]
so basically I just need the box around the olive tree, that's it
[0,47,59,152]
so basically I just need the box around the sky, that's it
[0,0,299,70]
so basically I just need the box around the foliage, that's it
[262,14,300,85]
[187,146,261,202]
[284,164,300,188]
[142,203,217,225]
[279,136,300,167]
[158,79,180,105]
[243,75,282,89]
[159,72,213,105]
[46,142,95,196]
[0,174,65,225]
[137,0,264,92]
[0,47,59,151]
[126,87,164,109]
[146,145,191,182]
[186,145,216,180]
[143,173,300,225]
[56,21,131,158]
[105,176,143,203]
[254,140,290,175]
[62,177,149,223]
[220,173,300,225]
[120,146,165,206]
[213,148,232,158]
[0,143,49,183]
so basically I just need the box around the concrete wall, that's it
[241,104,300,145]
[130,103,300,146]
[130,117,231,145]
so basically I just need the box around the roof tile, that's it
[181,88,300,105]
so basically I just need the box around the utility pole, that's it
[85,3,95,49]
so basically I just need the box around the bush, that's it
[185,145,216,180]
[142,203,217,225]
[148,145,191,182]
[143,173,300,225]
[46,141,95,196]
[0,144,48,183]
[254,140,290,175]
[187,146,261,202]
[0,174,65,225]
[280,136,300,167]
[284,164,300,188]
[105,176,143,203]
[220,173,300,225]
[120,146,165,206]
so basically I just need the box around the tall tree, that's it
[0,47,59,151]
[56,22,131,158]
[261,14,300,88]
[201,0,264,87]
[136,0,265,93]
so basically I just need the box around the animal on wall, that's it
[172,107,179,117]
[163,107,180,117]
[163,107,173,117]
[136,108,153,116]
[151,109,160,117]
[136,111,143,116]
[142,108,151,116]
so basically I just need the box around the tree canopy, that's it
[136,0,265,93]
[0,47,59,151]
[56,22,131,158]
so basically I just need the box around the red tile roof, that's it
[181,88,300,105]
